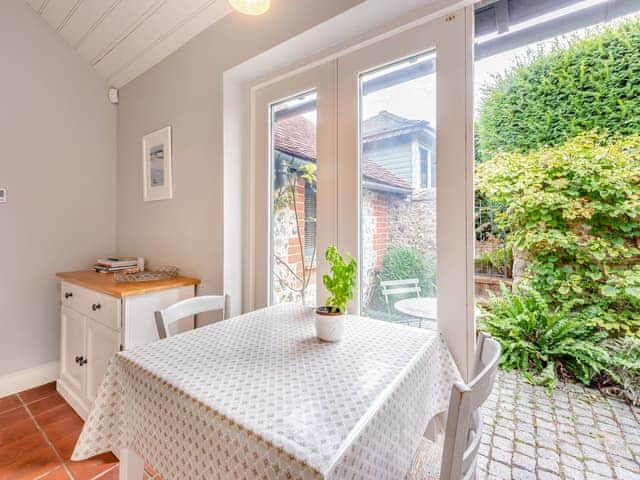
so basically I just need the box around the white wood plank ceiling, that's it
[24,0,232,87]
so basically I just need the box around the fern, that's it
[481,285,610,390]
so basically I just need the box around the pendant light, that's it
[228,0,270,15]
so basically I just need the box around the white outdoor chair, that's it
[409,332,501,480]
[380,278,421,313]
[155,294,229,339]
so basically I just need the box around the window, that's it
[420,147,435,188]
[304,183,317,263]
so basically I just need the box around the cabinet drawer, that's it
[61,281,121,329]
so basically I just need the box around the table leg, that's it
[119,447,144,480]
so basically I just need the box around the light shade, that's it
[228,0,270,15]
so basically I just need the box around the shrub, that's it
[481,285,610,391]
[477,133,640,337]
[477,18,640,159]
[379,246,435,294]
[370,246,435,312]
[475,246,513,276]
[599,337,640,406]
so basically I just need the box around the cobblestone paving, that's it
[478,370,640,480]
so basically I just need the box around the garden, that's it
[475,18,640,405]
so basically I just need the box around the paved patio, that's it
[478,370,640,480]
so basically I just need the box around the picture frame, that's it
[142,126,173,201]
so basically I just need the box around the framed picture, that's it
[142,126,173,201]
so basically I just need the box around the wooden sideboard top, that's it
[56,270,201,298]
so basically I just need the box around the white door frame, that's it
[337,8,475,378]
[250,62,337,310]
[248,7,475,379]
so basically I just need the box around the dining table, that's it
[72,303,460,480]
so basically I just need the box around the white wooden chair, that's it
[380,278,421,313]
[409,332,501,480]
[155,294,229,339]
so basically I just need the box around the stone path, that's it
[478,370,640,480]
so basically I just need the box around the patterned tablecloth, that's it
[72,304,460,480]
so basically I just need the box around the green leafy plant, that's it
[598,337,640,406]
[323,246,357,313]
[477,18,640,159]
[477,133,640,337]
[481,285,610,391]
[272,158,317,305]
[378,246,436,294]
[475,247,513,276]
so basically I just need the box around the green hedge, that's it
[477,18,640,159]
[477,133,640,338]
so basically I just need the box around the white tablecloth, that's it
[72,304,460,480]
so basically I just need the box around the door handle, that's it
[92,303,101,311]
[64,292,73,299]
[75,355,84,364]
[79,357,88,366]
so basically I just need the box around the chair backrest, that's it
[439,332,501,480]
[380,278,421,311]
[155,294,229,339]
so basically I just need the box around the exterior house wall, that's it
[363,136,414,185]
[273,177,317,306]
[361,188,437,307]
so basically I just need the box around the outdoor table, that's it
[72,303,460,480]
[394,297,439,320]
[394,297,482,321]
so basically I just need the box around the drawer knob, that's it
[64,292,73,299]
[92,303,101,311]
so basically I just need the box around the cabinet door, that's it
[85,319,121,405]
[60,306,85,397]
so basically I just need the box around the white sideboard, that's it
[56,270,200,419]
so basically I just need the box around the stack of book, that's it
[92,257,139,273]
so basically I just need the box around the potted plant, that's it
[315,246,357,342]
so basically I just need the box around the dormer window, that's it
[420,147,435,189]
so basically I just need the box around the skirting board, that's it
[0,361,59,397]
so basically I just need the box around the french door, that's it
[252,8,474,377]
[252,63,336,310]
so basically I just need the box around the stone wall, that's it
[272,179,317,306]
[361,188,437,306]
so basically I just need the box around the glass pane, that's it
[270,91,318,306]
[359,51,437,328]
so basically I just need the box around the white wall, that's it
[0,0,116,378]
[116,0,365,322]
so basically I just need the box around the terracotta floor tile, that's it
[0,405,29,430]
[51,431,80,462]
[0,417,39,447]
[17,382,57,404]
[37,466,72,479]
[91,465,121,479]
[67,451,118,480]
[26,393,67,416]
[0,443,61,480]
[0,430,50,467]
[35,403,81,427]
[0,395,22,414]
[41,413,84,445]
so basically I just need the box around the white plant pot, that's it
[315,309,345,342]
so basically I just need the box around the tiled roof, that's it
[362,159,411,190]
[273,115,316,161]
[362,110,432,142]
[273,113,413,191]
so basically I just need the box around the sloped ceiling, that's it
[24,0,232,88]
